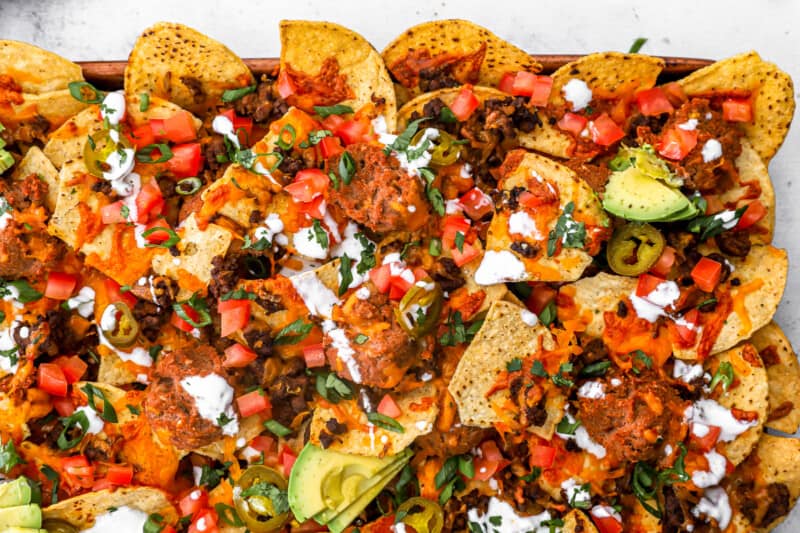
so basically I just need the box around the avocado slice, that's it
[288,444,409,523]
[0,478,32,508]
[314,454,410,526]
[0,504,41,528]
[656,201,699,222]
[611,145,682,187]
[603,167,690,222]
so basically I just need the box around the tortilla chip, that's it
[43,487,178,528]
[718,139,774,244]
[124,22,254,116]
[42,104,105,169]
[480,151,608,282]
[559,272,636,338]
[125,92,202,130]
[194,414,265,460]
[11,145,59,211]
[707,344,768,466]
[280,20,396,126]
[550,52,664,108]
[678,51,795,162]
[381,19,541,105]
[151,213,232,294]
[727,434,800,531]
[97,352,139,386]
[198,162,281,229]
[449,301,565,438]
[750,321,800,434]
[0,40,83,94]
[309,383,438,457]
[563,509,599,533]
[48,159,101,249]
[396,86,573,157]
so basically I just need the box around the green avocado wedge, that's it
[602,166,691,222]
[288,444,411,523]
[0,478,32,508]
[0,504,42,528]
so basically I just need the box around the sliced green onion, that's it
[222,84,257,103]
[176,177,202,195]
[313,104,354,118]
[276,124,296,150]
[142,226,181,248]
[136,143,173,163]
[367,412,405,433]
[139,93,150,112]
[264,419,292,437]
[57,411,90,450]
[68,81,104,104]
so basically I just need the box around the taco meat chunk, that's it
[576,371,688,463]
[326,290,417,389]
[328,143,430,234]
[144,345,229,450]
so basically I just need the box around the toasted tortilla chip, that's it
[449,301,565,438]
[198,161,281,229]
[549,52,664,108]
[280,20,396,126]
[479,151,608,283]
[125,92,203,129]
[125,22,254,116]
[678,51,795,162]
[750,321,800,434]
[563,509,598,533]
[42,104,105,169]
[706,344,768,465]
[382,19,541,106]
[97,351,139,386]
[43,487,178,528]
[718,139,774,244]
[309,383,438,457]
[396,86,573,158]
[0,40,83,94]
[194,414,265,460]
[562,245,787,358]
[11,145,59,211]
[727,434,800,531]
[152,213,233,294]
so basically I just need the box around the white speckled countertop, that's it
[1,0,798,529]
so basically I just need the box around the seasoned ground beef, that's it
[267,357,311,430]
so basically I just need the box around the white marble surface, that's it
[1,0,799,529]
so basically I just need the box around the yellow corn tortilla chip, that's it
[396,85,573,158]
[125,92,203,130]
[549,52,664,108]
[561,245,787,358]
[11,145,59,211]
[43,487,178,528]
[750,321,800,434]
[563,509,599,533]
[0,40,83,94]
[727,434,800,532]
[42,104,105,169]
[199,161,281,229]
[309,383,439,458]
[382,19,541,106]
[678,51,795,162]
[280,20,397,127]
[125,22,254,116]
[480,151,608,283]
[449,300,565,439]
[706,344,768,466]
[97,351,139,386]
[193,414,265,460]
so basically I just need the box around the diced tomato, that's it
[557,112,588,137]
[369,264,392,293]
[135,179,165,224]
[302,343,326,368]
[141,219,172,245]
[661,81,687,107]
[38,363,68,397]
[473,441,507,481]
[336,119,375,145]
[104,278,137,308]
[318,135,344,159]
[220,302,251,337]
[388,273,414,301]
[219,109,253,137]
[57,356,88,384]
[105,464,134,485]
[250,435,276,452]
[636,273,664,298]
[279,446,298,477]
[377,394,402,418]
[591,513,623,533]
[298,195,327,220]
[441,215,472,249]
[100,201,127,224]
[284,169,329,203]
[691,257,722,292]
[52,396,75,417]
[588,113,625,146]
[657,126,698,160]
[722,98,753,122]
[459,188,494,220]
[277,70,297,98]
[689,424,722,452]
[513,74,552,107]
[217,298,250,313]
[171,306,198,333]
[320,114,345,133]
[160,527,177,533]
[223,343,257,368]
[450,242,481,267]
[45,271,78,300]
[237,390,271,418]
[179,488,209,517]
[498,72,516,94]
[675,308,700,345]
[167,142,203,178]
[188,509,219,533]
[449,86,480,122]
[126,124,155,149]
[62,455,95,488]
[524,283,556,315]
[649,246,676,277]
[635,87,674,116]
[529,445,556,468]
[151,110,197,143]
[736,200,767,230]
